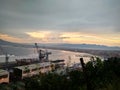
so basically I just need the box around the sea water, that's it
[0,46,94,66]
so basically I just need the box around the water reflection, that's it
[49,49,93,65]
[0,48,94,65]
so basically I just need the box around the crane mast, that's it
[34,43,46,62]
[0,45,9,70]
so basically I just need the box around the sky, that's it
[0,0,120,46]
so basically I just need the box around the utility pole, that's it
[0,45,9,70]
[80,58,92,90]
[5,53,9,70]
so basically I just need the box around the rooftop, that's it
[0,69,9,76]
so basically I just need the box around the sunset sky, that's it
[0,0,120,46]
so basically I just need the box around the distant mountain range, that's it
[0,39,33,48]
[0,39,120,50]
[53,43,120,50]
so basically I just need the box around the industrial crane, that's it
[45,49,52,61]
[34,43,51,62]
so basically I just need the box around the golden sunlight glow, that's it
[26,31,51,39]
[60,32,120,46]
[25,31,59,43]
[1,30,120,46]
[60,32,82,38]
[0,33,24,43]
[25,31,120,46]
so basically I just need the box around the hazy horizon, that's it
[0,0,120,46]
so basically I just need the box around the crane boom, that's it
[34,43,52,62]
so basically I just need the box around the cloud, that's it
[0,0,120,46]
[0,0,120,32]
[25,31,64,43]
[26,31,51,39]
[24,31,120,46]
[0,33,24,43]
[0,30,120,46]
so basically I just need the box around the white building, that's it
[13,62,52,79]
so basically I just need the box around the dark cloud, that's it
[59,37,71,39]
[0,0,120,35]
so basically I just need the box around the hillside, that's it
[0,39,120,50]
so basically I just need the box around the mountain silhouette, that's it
[0,39,120,50]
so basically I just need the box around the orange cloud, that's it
[60,32,120,46]
[0,33,24,43]
[1,30,120,46]
[25,31,120,46]
[25,31,62,43]
[26,31,51,39]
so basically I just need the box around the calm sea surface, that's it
[0,46,97,65]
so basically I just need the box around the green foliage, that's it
[85,57,120,90]
[0,81,25,90]
[24,73,71,90]
[0,57,120,90]
[69,70,86,90]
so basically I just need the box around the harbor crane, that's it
[34,43,51,62]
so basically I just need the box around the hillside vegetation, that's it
[0,57,120,90]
